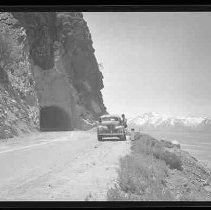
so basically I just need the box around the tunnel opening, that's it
[40,106,71,131]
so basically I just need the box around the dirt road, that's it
[0,130,131,201]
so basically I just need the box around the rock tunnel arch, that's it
[40,106,71,131]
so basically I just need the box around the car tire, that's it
[98,135,102,141]
[121,135,126,141]
[120,135,126,141]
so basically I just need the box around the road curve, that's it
[0,131,131,201]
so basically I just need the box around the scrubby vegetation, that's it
[107,133,211,201]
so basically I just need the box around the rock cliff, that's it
[0,12,107,139]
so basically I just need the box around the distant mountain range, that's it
[128,112,211,132]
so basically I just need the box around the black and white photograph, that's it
[0,6,211,204]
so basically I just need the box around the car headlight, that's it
[115,126,124,132]
[98,126,107,131]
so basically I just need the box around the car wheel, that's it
[120,135,126,141]
[98,135,102,141]
[121,135,126,141]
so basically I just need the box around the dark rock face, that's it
[0,12,107,138]
[12,12,57,70]
[55,12,106,120]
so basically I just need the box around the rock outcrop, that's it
[0,12,107,139]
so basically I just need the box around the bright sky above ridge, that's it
[83,12,211,118]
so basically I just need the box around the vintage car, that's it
[97,114,126,141]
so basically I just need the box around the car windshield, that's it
[101,117,119,122]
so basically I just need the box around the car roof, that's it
[100,114,121,119]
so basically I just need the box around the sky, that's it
[83,12,211,118]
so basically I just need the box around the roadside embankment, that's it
[107,133,211,201]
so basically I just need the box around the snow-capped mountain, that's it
[128,112,211,131]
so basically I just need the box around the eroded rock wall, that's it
[0,12,39,139]
[0,12,107,138]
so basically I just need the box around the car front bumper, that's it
[99,133,124,137]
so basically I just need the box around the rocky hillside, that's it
[0,12,107,139]
[128,112,211,132]
[108,133,211,201]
